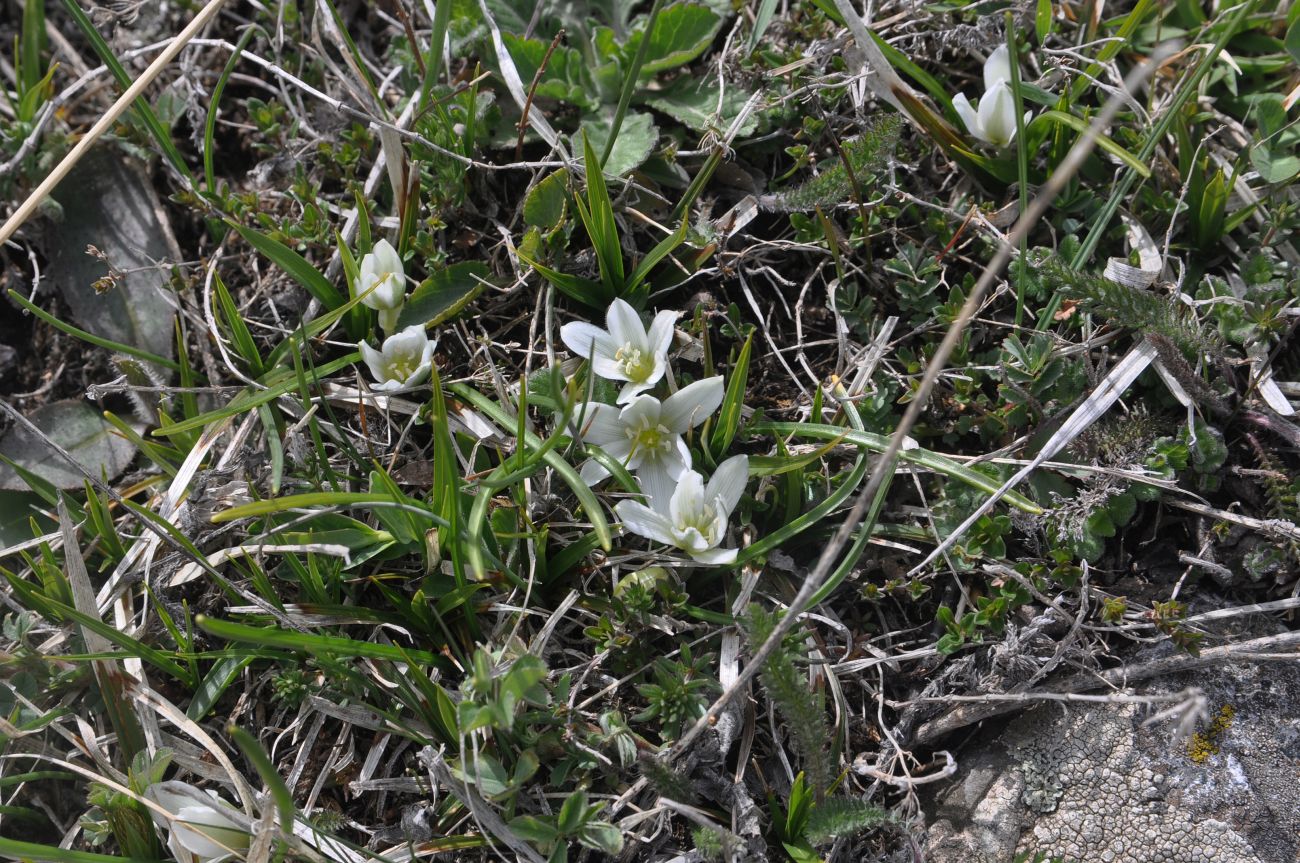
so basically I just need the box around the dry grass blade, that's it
[0,0,229,245]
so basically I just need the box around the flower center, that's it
[627,421,673,457]
[675,499,721,543]
[383,356,417,382]
[614,342,653,381]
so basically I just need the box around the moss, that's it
[1187,704,1235,763]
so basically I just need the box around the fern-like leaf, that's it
[804,796,891,843]
[743,606,832,799]
[1034,253,1220,357]
[761,115,901,212]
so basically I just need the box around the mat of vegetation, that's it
[0,0,1298,861]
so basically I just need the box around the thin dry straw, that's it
[0,0,230,247]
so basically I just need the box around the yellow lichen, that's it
[1187,704,1235,763]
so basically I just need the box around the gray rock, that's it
[922,653,1300,863]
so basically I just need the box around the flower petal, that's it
[705,454,749,516]
[359,341,386,382]
[638,460,680,513]
[580,458,612,486]
[404,359,433,387]
[662,438,691,481]
[660,377,724,432]
[615,500,677,545]
[690,546,738,565]
[669,470,706,527]
[576,402,625,445]
[647,309,678,356]
[145,783,196,831]
[617,377,655,403]
[984,44,1014,91]
[952,93,981,140]
[605,298,647,349]
[618,395,662,431]
[173,804,249,860]
[979,82,1017,146]
[371,238,404,277]
[561,321,620,364]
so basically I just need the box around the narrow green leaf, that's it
[187,655,254,721]
[204,26,256,196]
[0,837,157,863]
[153,353,358,437]
[228,725,294,834]
[229,222,343,309]
[20,0,47,95]
[198,615,444,665]
[579,132,625,291]
[1033,110,1151,178]
[8,290,181,371]
[450,383,612,553]
[57,0,191,181]
[213,273,264,376]
[708,333,752,457]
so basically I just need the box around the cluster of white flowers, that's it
[953,43,1032,148]
[562,299,747,564]
[354,239,436,391]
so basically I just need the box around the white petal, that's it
[661,438,691,481]
[615,500,677,546]
[617,377,656,403]
[705,454,749,516]
[669,470,706,527]
[984,43,1014,91]
[673,525,712,553]
[592,355,630,381]
[576,402,624,445]
[370,378,405,393]
[371,238,404,279]
[690,546,738,565]
[173,805,248,860]
[359,341,387,382]
[660,377,724,432]
[561,321,620,364]
[619,395,662,431]
[647,309,678,356]
[374,272,405,308]
[385,325,430,357]
[979,82,1017,146]
[605,298,647,349]
[638,461,680,513]
[145,784,196,831]
[580,458,612,485]
[952,93,982,140]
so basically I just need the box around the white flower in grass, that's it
[952,44,1031,147]
[145,781,249,863]
[359,325,435,392]
[575,376,724,507]
[146,781,365,863]
[561,298,677,403]
[356,239,406,333]
[615,455,748,564]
